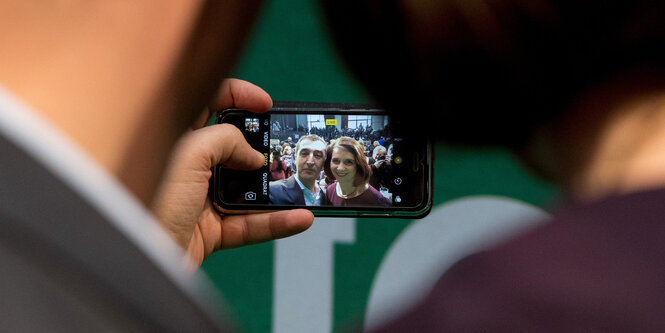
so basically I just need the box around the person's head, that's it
[272,147,282,161]
[282,145,293,156]
[324,137,372,187]
[1,1,266,203]
[294,135,327,183]
[372,145,387,160]
[321,0,665,150]
[4,1,266,135]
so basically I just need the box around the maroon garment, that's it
[269,160,288,181]
[371,189,665,332]
[324,183,391,207]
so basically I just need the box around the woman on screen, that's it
[322,137,391,207]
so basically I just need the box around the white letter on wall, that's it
[273,218,355,333]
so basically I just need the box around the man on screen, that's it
[269,134,328,206]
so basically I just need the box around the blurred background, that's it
[202,1,558,332]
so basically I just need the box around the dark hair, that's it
[324,136,372,186]
[295,134,327,157]
[322,0,665,148]
[271,148,284,171]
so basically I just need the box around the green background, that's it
[202,1,557,332]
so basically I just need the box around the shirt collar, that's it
[294,174,320,194]
[294,174,321,206]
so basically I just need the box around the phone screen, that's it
[214,105,431,217]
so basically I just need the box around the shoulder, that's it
[326,182,337,193]
[322,183,340,205]
[366,185,391,206]
[373,190,665,332]
[271,176,296,187]
[366,185,382,195]
[0,134,223,331]
[269,176,299,197]
[325,183,342,199]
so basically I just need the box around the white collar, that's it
[295,174,321,195]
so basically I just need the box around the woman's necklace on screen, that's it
[336,182,368,199]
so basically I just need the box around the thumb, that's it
[176,124,265,172]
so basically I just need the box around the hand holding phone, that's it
[213,102,433,218]
[151,80,313,267]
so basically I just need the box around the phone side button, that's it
[361,213,390,217]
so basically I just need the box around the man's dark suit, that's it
[0,133,229,331]
[269,175,306,205]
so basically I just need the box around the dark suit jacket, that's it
[0,133,229,331]
[269,175,306,205]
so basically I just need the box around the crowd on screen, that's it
[268,122,395,206]
[271,120,391,146]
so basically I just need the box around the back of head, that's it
[322,0,665,148]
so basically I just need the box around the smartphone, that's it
[212,101,432,218]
